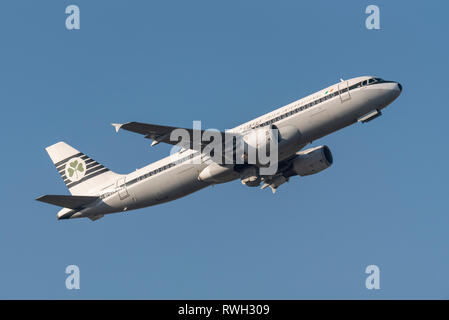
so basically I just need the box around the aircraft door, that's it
[116,177,129,200]
[338,81,351,102]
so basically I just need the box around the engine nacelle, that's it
[291,145,333,176]
[198,163,239,184]
[276,125,302,158]
[241,125,301,164]
[242,128,273,153]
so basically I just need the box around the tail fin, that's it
[45,141,121,195]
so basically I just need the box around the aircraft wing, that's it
[112,122,239,158]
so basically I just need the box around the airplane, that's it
[36,76,402,221]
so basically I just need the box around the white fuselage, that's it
[60,76,401,219]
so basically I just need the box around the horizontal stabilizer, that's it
[36,195,99,209]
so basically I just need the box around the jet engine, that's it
[241,127,274,162]
[198,163,239,184]
[240,125,301,164]
[276,125,302,158]
[290,145,333,176]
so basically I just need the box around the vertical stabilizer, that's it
[45,141,121,195]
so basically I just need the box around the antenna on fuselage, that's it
[340,78,345,82]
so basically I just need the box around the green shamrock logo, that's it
[65,157,86,182]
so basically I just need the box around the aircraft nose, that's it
[387,82,402,104]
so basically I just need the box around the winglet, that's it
[111,123,123,133]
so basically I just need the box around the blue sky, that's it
[1,0,448,299]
